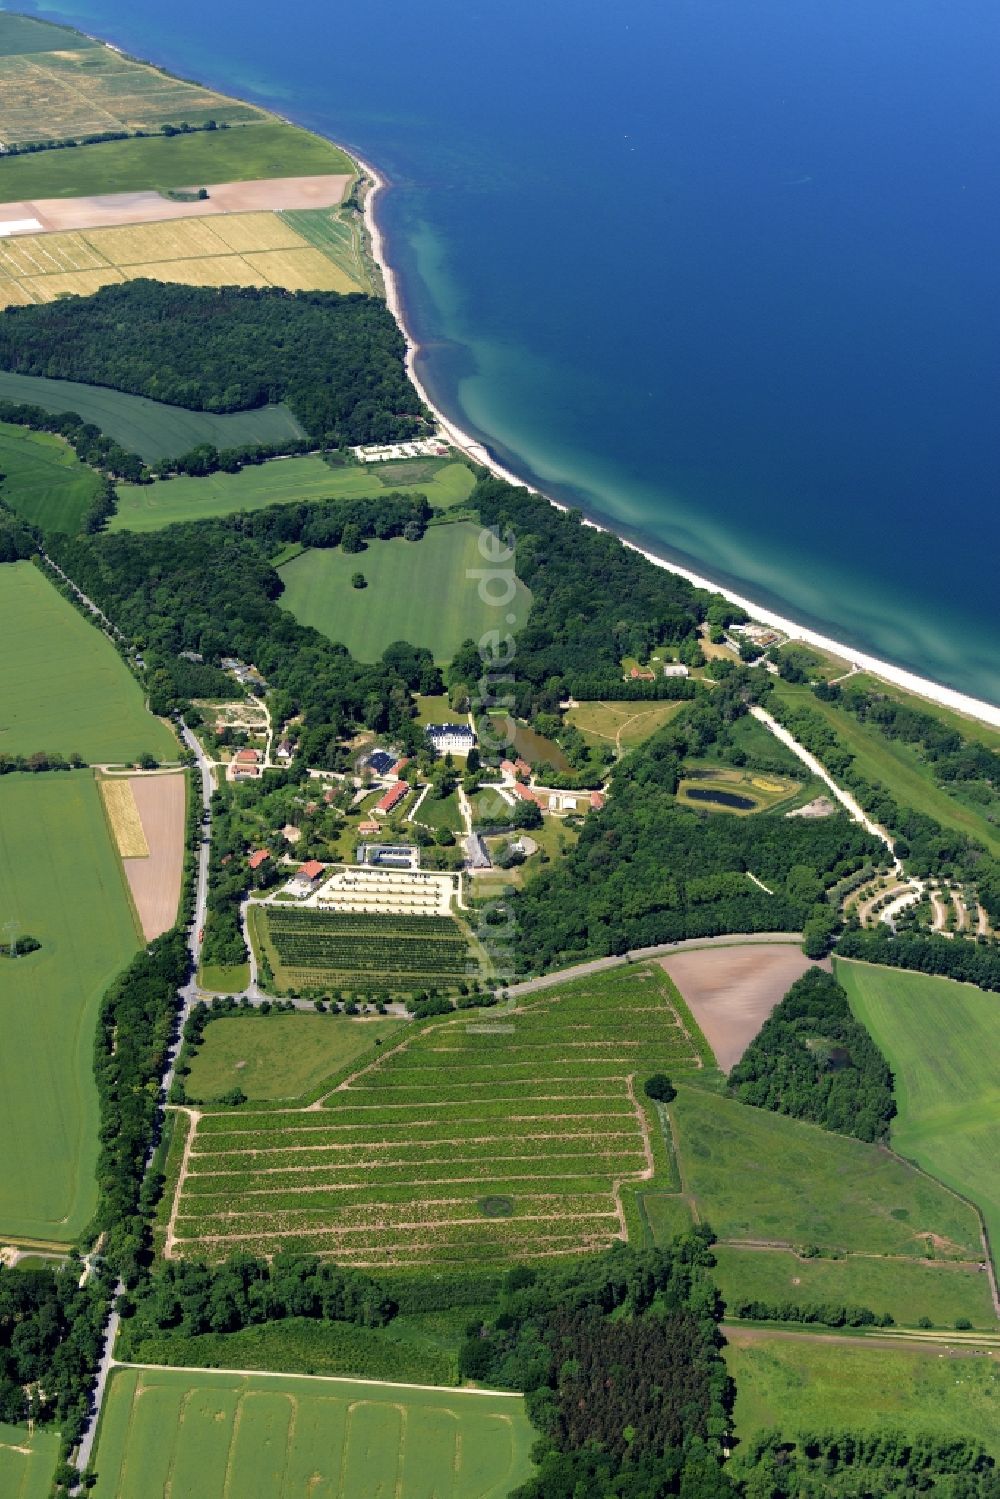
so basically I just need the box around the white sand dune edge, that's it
[358,153,1000,731]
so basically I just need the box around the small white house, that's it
[662,663,689,678]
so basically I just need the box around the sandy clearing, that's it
[0,174,351,235]
[660,943,830,1072]
[122,771,185,940]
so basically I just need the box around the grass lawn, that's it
[0,562,176,761]
[566,698,688,755]
[0,772,139,1239]
[837,959,1000,1264]
[184,1013,404,1102]
[670,1084,982,1258]
[197,961,249,995]
[772,679,1000,857]
[0,420,99,533]
[0,371,304,464]
[417,788,465,834]
[278,521,532,664]
[91,1365,535,1499]
[112,458,474,531]
[714,1245,996,1330]
[0,1422,59,1499]
[0,122,353,199]
[413,693,463,727]
[725,1330,1000,1454]
[639,1192,694,1244]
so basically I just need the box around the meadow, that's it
[0,562,176,761]
[713,1245,996,1330]
[0,772,139,1240]
[91,1366,534,1499]
[0,211,358,311]
[112,456,474,531]
[0,1421,59,1499]
[772,679,1000,857]
[566,698,689,755]
[670,1084,982,1258]
[166,964,704,1266]
[0,121,353,200]
[0,419,99,532]
[184,1013,404,1103]
[725,1329,1000,1455]
[278,521,533,664]
[0,370,304,464]
[838,959,1000,1262]
[0,14,260,144]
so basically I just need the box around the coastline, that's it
[358,155,1000,732]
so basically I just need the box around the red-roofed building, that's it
[375,781,408,815]
[511,782,543,805]
[590,791,605,811]
[501,758,515,775]
[391,757,410,778]
[298,859,325,883]
[514,757,532,778]
[235,747,261,765]
[358,819,380,835]
[248,848,270,870]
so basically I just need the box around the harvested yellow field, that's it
[123,256,267,289]
[100,777,149,859]
[207,210,304,253]
[0,211,355,303]
[84,218,231,264]
[241,246,358,292]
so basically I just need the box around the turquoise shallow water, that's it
[26,0,1000,704]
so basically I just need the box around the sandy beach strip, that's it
[357,154,1000,732]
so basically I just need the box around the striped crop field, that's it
[256,907,478,994]
[167,964,708,1267]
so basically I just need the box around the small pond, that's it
[684,787,757,811]
[489,715,571,773]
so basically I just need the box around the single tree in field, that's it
[644,1073,676,1103]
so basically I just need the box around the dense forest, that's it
[456,1237,731,1499]
[729,1430,996,1497]
[837,927,1000,991]
[0,281,424,445]
[451,477,710,712]
[511,704,882,972]
[0,1261,113,1439]
[728,968,896,1141]
[48,494,434,758]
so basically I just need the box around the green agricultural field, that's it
[670,1084,982,1259]
[111,456,475,531]
[0,370,304,464]
[838,959,1000,1262]
[279,521,532,664]
[0,13,260,143]
[167,964,705,1266]
[772,679,1000,857]
[714,1245,996,1330]
[0,121,353,200]
[0,562,176,761]
[0,1421,59,1499]
[0,419,100,533]
[726,1329,1000,1455]
[0,772,140,1240]
[185,1013,404,1102]
[91,1366,534,1499]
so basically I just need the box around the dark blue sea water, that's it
[26,0,1000,704]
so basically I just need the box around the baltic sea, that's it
[27,0,1000,704]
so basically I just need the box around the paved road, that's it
[74,721,214,1482]
[505,932,805,999]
